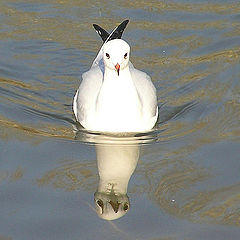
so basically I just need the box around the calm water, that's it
[0,0,240,239]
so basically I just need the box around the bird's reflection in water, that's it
[95,143,139,220]
[75,128,156,220]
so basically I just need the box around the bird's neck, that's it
[96,145,139,194]
[103,65,131,83]
[95,65,143,132]
[97,66,141,112]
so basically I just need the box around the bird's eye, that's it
[123,203,129,211]
[124,53,128,59]
[105,53,110,59]
[96,199,104,208]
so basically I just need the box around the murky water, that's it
[1,0,240,239]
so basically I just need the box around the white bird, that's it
[94,143,139,220]
[73,20,158,133]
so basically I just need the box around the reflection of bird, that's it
[94,144,139,220]
[73,20,158,133]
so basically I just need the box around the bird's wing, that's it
[73,65,103,123]
[130,65,158,118]
[92,20,129,67]
[93,24,109,42]
[93,20,129,43]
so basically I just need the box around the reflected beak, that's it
[109,200,120,213]
[115,63,120,76]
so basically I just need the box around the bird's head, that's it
[103,39,130,76]
[94,191,130,220]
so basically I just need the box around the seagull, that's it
[73,20,158,133]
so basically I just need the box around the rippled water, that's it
[0,0,240,239]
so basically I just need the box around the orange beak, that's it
[115,63,120,76]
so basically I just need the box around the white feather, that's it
[73,39,158,132]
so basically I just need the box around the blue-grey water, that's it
[0,1,240,239]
